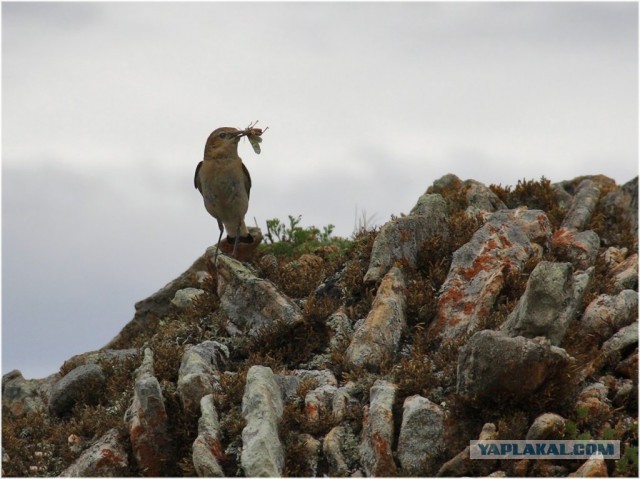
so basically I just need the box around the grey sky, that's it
[2,1,638,379]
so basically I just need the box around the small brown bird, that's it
[194,126,254,260]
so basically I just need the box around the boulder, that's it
[457,330,573,404]
[2,370,46,417]
[559,179,600,232]
[397,395,445,475]
[429,208,552,341]
[552,229,600,270]
[58,428,128,477]
[216,255,303,334]
[364,193,448,283]
[600,322,638,364]
[526,413,566,440]
[241,366,284,477]
[581,290,638,343]
[609,253,638,294]
[360,380,398,477]
[345,267,406,370]
[49,364,105,417]
[171,287,205,309]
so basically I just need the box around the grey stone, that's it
[2,370,46,417]
[360,380,398,477]
[561,179,600,231]
[326,309,353,353]
[464,179,507,212]
[241,366,284,477]
[501,261,579,345]
[216,255,303,334]
[192,394,224,477]
[304,384,337,422]
[601,322,638,363]
[600,176,638,246]
[581,290,638,343]
[171,287,206,308]
[457,330,573,404]
[609,253,638,294]
[124,348,169,477]
[429,208,552,341]
[276,369,338,402]
[49,364,106,417]
[58,428,128,477]
[526,413,566,440]
[177,341,229,414]
[323,426,351,477]
[346,267,406,370]
[364,194,448,283]
[397,395,445,475]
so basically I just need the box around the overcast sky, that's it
[2,1,638,379]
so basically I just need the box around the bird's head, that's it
[204,127,246,158]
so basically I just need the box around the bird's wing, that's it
[242,162,252,198]
[194,161,203,191]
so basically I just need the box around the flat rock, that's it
[457,330,573,404]
[216,254,303,334]
[58,428,128,477]
[241,366,284,477]
[429,208,552,341]
[397,395,445,475]
[192,394,224,477]
[360,380,398,477]
[345,267,407,370]
[49,364,105,417]
[364,194,448,283]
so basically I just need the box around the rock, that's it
[2,370,46,417]
[124,348,170,476]
[429,208,552,341]
[61,349,140,372]
[360,380,398,477]
[364,194,448,283]
[397,395,445,475]
[216,254,304,334]
[457,330,573,404]
[552,182,574,211]
[276,369,338,401]
[345,267,407,370]
[58,428,128,477]
[569,453,608,477]
[501,261,584,346]
[241,366,284,477]
[323,426,351,476]
[552,229,600,270]
[575,382,612,426]
[581,290,638,343]
[609,253,638,293]
[326,309,353,353]
[437,423,497,477]
[304,384,337,423]
[603,246,629,267]
[49,364,106,417]
[171,287,206,308]
[296,433,321,476]
[217,225,263,262]
[615,350,637,378]
[192,394,224,477]
[177,341,229,414]
[464,179,508,213]
[600,322,638,364]
[332,383,357,422]
[600,176,638,246]
[560,179,601,231]
[526,413,566,440]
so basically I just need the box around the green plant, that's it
[262,215,348,257]
[616,445,638,477]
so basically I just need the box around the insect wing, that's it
[248,134,262,154]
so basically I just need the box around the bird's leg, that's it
[214,220,224,266]
[231,225,241,258]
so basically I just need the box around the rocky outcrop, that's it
[501,261,591,345]
[216,254,304,334]
[360,380,397,477]
[192,394,225,477]
[364,193,448,283]
[124,348,170,476]
[177,340,229,414]
[58,428,128,477]
[2,370,48,417]
[429,208,552,340]
[240,366,284,477]
[345,267,407,370]
[457,330,573,404]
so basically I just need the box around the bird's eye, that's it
[218,132,227,139]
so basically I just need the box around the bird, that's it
[194,126,254,261]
